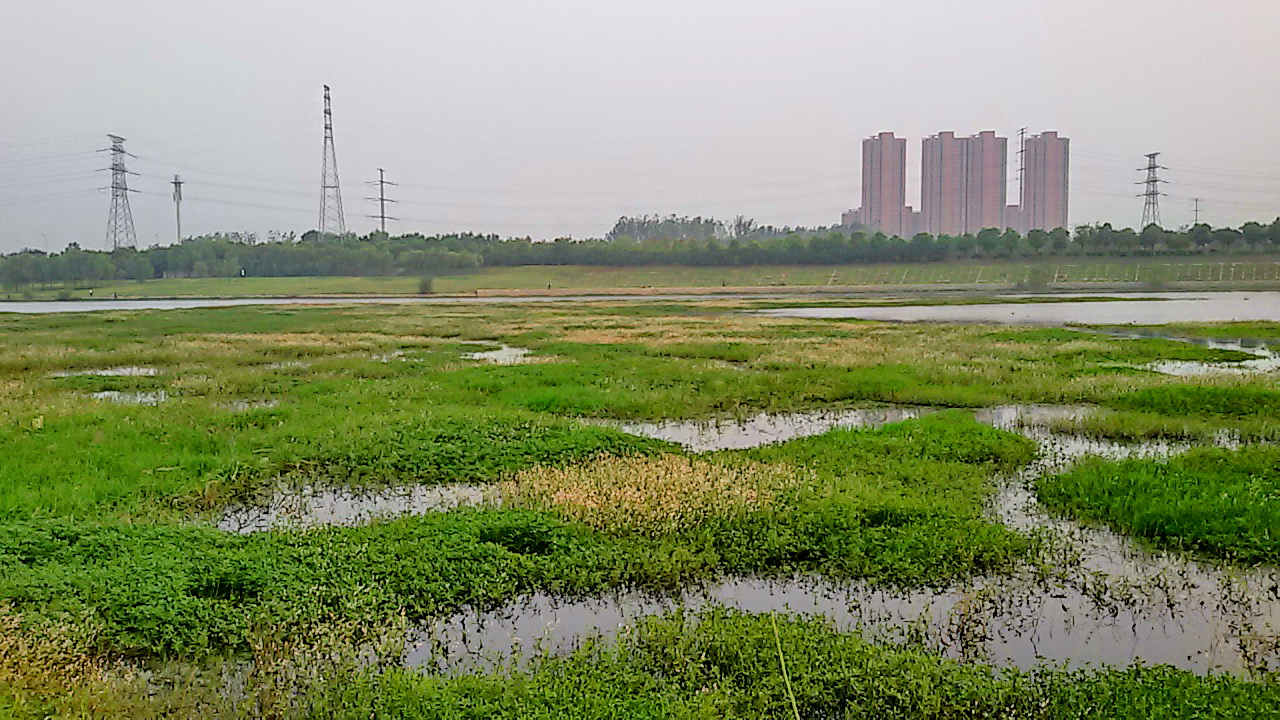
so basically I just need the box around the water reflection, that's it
[758,291,1280,324]
[218,484,492,534]
[462,344,536,365]
[410,406,1279,675]
[90,390,168,405]
[51,366,159,377]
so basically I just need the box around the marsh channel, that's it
[220,401,1279,676]
[205,303,1280,677]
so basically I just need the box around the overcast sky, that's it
[1,1,1277,253]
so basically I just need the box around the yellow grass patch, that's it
[501,454,800,536]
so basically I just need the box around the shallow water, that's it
[90,390,168,405]
[217,484,491,534]
[51,366,159,378]
[462,344,535,365]
[1134,336,1278,377]
[759,291,1280,324]
[613,406,929,452]
[221,399,281,412]
[409,406,1280,675]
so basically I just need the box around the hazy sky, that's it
[2,1,1277,253]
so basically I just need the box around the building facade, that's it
[860,132,907,236]
[921,131,1007,236]
[921,131,967,236]
[849,129,1064,237]
[1024,131,1069,231]
[962,131,1007,233]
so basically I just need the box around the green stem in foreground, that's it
[772,612,802,720]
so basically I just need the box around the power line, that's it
[101,134,138,249]
[318,85,345,236]
[366,168,398,233]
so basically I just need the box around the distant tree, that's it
[1214,227,1242,254]
[1165,231,1191,253]
[1241,222,1268,252]
[976,228,1002,257]
[1026,229,1048,255]
[1189,224,1213,252]
[999,229,1021,257]
[1139,224,1166,255]
[1114,228,1139,255]
[1049,227,1071,255]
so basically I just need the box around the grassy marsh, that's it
[1038,445,1280,563]
[2,299,1279,716]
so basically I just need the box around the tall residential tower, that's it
[859,132,907,236]
[921,131,1006,236]
[962,130,1007,233]
[921,131,966,236]
[1023,131,1069,231]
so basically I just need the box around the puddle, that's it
[52,366,158,377]
[409,406,1280,675]
[1096,329,1280,376]
[261,361,310,370]
[613,406,930,452]
[462,344,535,365]
[90,390,168,405]
[612,403,1088,454]
[1151,340,1279,377]
[217,484,491,534]
[222,399,281,412]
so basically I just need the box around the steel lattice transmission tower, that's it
[318,85,346,237]
[104,135,138,249]
[1137,152,1167,228]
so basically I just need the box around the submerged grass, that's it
[9,608,1277,719]
[1038,445,1280,563]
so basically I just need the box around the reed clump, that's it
[502,454,801,536]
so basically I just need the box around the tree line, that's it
[3,217,1279,291]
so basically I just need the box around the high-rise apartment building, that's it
[921,131,1006,236]
[860,132,907,236]
[921,131,966,236]
[963,131,1007,233]
[847,128,1065,237]
[1024,131,1069,231]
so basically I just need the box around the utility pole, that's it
[171,175,184,244]
[1137,152,1166,229]
[1192,197,1202,225]
[366,168,398,234]
[318,85,346,237]
[1016,127,1027,234]
[101,135,138,250]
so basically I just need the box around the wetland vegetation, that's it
[1,298,1278,717]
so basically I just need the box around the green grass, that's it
[1038,445,1280,562]
[320,610,1280,720]
[2,303,1276,521]
[3,300,1280,712]
[2,413,1034,657]
[1108,385,1280,418]
[10,609,1276,719]
[1108,321,1280,346]
[8,255,1280,299]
